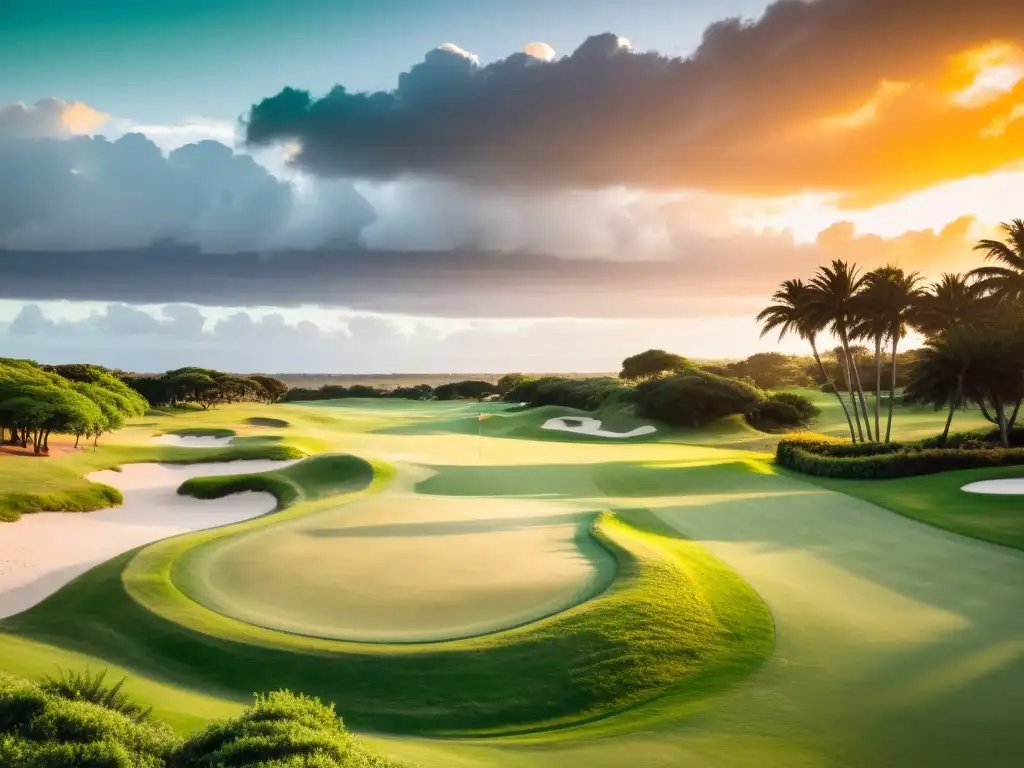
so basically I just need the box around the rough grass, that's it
[800,464,1024,550]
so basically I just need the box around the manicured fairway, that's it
[1,398,1023,768]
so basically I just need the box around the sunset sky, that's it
[2,0,1023,372]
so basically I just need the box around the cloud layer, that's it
[0,131,373,252]
[245,0,1024,204]
[0,217,979,318]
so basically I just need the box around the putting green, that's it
[177,461,616,642]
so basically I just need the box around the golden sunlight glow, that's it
[59,101,109,134]
[949,42,1024,107]
[818,80,909,131]
[733,165,1024,244]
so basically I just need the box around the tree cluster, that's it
[124,368,289,409]
[0,359,148,453]
[758,219,1024,448]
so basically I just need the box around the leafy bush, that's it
[40,668,154,724]
[777,432,1024,479]
[0,674,402,768]
[433,380,496,400]
[0,672,176,768]
[169,690,401,768]
[761,392,819,424]
[820,382,836,394]
[506,377,629,411]
[619,349,697,381]
[635,371,763,428]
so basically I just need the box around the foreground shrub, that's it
[1,674,403,768]
[777,432,1024,479]
[0,673,175,768]
[40,669,153,724]
[169,691,401,768]
[635,372,762,428]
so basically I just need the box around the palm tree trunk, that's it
[885,334,899,444]
[978,401,997,424]
[994,393,1010,448]
[1009,398,1022,430]
[941,374,964,445]
[839,342,865,442]
[810,337,856,442]
[844,334,874,442]
[873,335,882,443]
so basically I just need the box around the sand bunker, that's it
[0,459,293,619]
[542,416,657,439]
[961,478,1024,495]
[151,434,234,448]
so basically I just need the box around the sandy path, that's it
[151,435,234,448]
[0,460,293,620]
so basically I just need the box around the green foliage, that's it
[496,373,532,395]
[169,690,401,768]
[820,381,837,394]
[722,352,812,389]
[0,358,146,454]
[40,668,154,724]
[748,392,819,432]
[0,674,401,768]
[777,432,1024,478]
[634,371,763,428]
[0,672,176,768]
[432,380,496,400]
[619,349,696,382]
[506,376,629,411]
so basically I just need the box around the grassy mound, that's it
[0,482,123,523]
[1,502,773,736]
[165,428,237,438]
[177,454,374,508]
[244,417,291,428]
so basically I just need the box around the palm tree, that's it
[880,268,923,443]
[756,279,857,441]
[853,269,896,443]
[969,219,1024,306]
[905,330,973,445]
[808,260,872,441]
[913,273,985,338]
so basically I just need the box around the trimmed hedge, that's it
[777,432,1024,479]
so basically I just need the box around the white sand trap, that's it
[961,478,1024,495]
[151,434,234,448]
[542,416,657,439]
[0,459,294,619]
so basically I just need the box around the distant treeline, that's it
[280,379,499,402]
[123,368,289,409]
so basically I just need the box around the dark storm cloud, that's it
[245,0,1024,203]
[0,218,976,319]
[0,132,374,251]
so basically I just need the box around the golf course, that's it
[2,391,1023,768]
